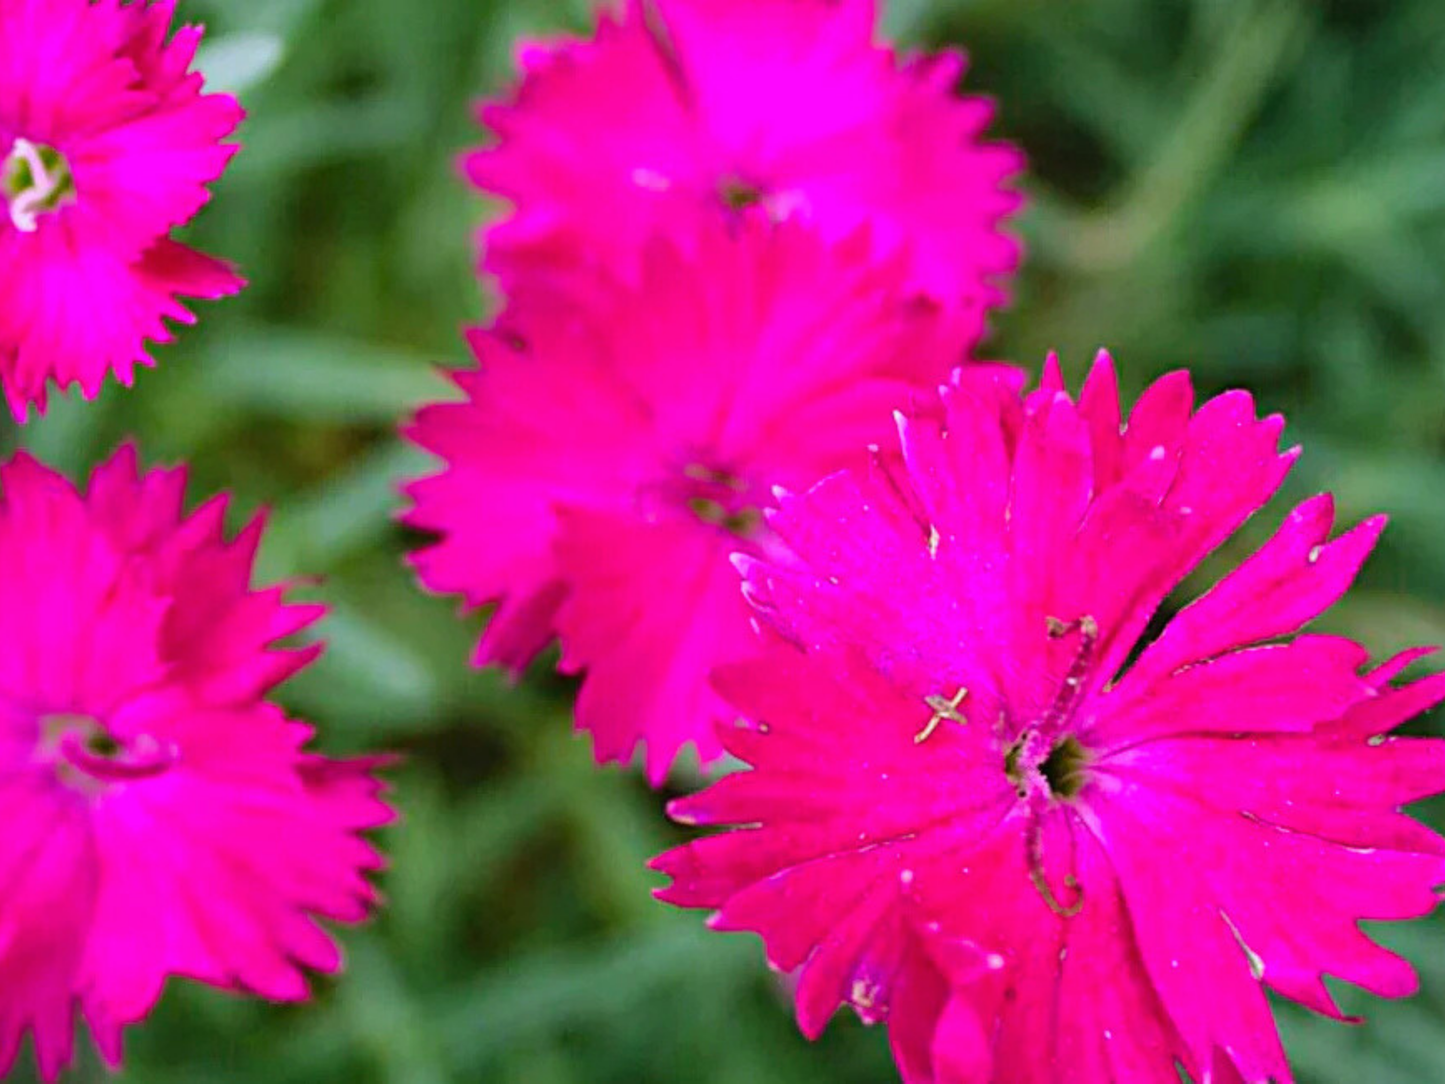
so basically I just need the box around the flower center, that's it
[1004,729,1091,802]
[3,139,76,232]
[1001,616,1102,799]
[42,713,177,792]
[1002,616,1104,918]
[714,175,810,223]
[718,175,765,212]
[1039,735,1089,799]
[680,462,764,538]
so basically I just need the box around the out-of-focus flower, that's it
[467,0,1022,341]
[654,354,1445,1083]
[0,446,390,1079]
[405,218,999,784]
[0,0,244,419]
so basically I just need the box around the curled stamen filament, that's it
[6,139,66,233]
[1039,614,1099,736]
[1024,802,1084,918]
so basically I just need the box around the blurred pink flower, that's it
[0,446,391,1079]
[0,0,243,420]
[467,0,1022,342]
[405,219,999,784]
[654,354,1445,1082]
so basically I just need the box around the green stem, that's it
[1064,0,1309,271]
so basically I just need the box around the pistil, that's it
[1004,615,1103,918]
[1039,614,1098,737]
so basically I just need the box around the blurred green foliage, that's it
[13,0,1445,1080]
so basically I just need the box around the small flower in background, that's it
[404,218,1004,784]
[653,354,1445,1082]
[467,0,1022,343]
[0,446,391,1079]
[0,0,244,420]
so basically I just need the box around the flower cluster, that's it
[0,2,392,1076]
[413,0,1023,782]
[402,1,1445,1081]
[7,0,1445,1081]
[0,0,243,418]
[406,219,1006,782]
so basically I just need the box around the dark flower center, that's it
[1004,729,1091,801]
[680,462,764,538]
[85,730,123,759]
[1039,735,1088,799]
[717,175,765,212]
[3,139,76,232]
[1000,617,1102,802]
[687,496,764,535]
[42,713,177,792]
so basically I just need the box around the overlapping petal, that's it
[405,218,970,782]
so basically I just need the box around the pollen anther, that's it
[918,686,967,742]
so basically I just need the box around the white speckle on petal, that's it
[630,167,671,191]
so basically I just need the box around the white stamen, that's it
[8,141,50,232]
[5,138,72,234]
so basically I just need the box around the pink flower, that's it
[466,0,1022,342]
[405,219,989,784]
[0,0,244,420]
[0,445,391,1079]
[653,353,1445,1083]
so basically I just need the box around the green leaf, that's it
[191,323,452,423]
[196,32,287,96]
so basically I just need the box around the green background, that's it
[17,0,1445,1080]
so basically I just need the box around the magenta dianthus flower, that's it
[467,0,1022,339]
[405,219,992,783]
[0,446,391,1079]
[0,0,243,419]
[654,354,1445,1082]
